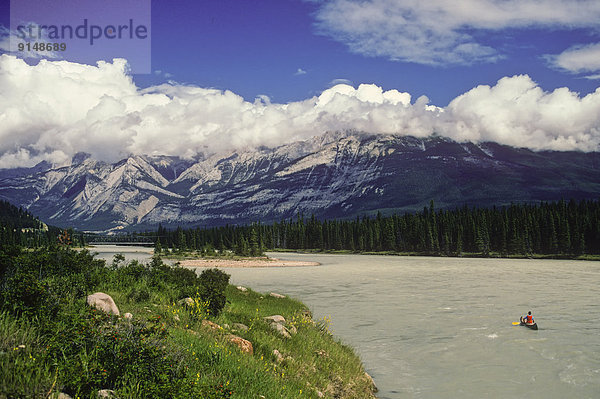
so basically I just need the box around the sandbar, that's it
[179,257,319,268]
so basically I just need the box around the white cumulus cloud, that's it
[0,56,599,168]
[546,42,600,77]
[312,0,600,65]
[439,75,600,150]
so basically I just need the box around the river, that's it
[90,246,600,398]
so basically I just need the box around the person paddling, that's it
[521,311,534,325]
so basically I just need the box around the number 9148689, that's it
[18,42,67,52]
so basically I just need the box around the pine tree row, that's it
[154,199,600,256]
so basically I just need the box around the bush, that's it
[109,258,204,303]
[146,259,202,299]
[0,246,20,281]
[111,260,147,289]
[163,266,200,294]
[1,268,56,317]
[198,268,230,317]
[0,248,109,317]
[126,285,151,303]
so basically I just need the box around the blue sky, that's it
[3,0,599,106]
[135,0,600,105]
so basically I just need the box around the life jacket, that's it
[526,314,533,324]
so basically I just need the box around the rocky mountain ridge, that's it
[1,133,599,232]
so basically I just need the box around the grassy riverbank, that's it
[0,247,376,399]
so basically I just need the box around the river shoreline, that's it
[87,245,600,262]
[268,248,600,261]
[178,256,320,268]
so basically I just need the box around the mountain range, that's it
[1,132,599,232]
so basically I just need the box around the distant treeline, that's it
[153,199,600,256]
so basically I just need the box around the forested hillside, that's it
[152,200,600,257]
[0,200,64,247]
[0,200,46,229]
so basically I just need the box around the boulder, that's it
[270,322,291,339]
[264,315,295,338]
[264,315,297,337]
[269,292,286,299]
[225,334,253,354]
[273,349,284,363]
[87,293,120,316]
[263,315,286,324]
[97,389,118,398]
[49,393,72,399]
[236,286,248,292]
[123,312,133,320]
[201,320,222,331]
[232,323,249,332]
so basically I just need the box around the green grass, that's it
[0,312,54,398]
[96,284,376,398]
[0,249,377,399]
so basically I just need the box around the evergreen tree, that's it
[249,228,260,256]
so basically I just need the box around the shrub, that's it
[126,285,151,303]
[111,260,147,287]
[112,253,126,267]
[147,259,202,299]
[1,268,56,317]
[166,266,202,299]
[198,268,230,317]
[46,272,94,301]
[0,246,20,280]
